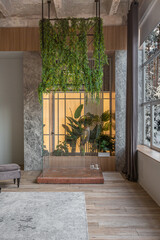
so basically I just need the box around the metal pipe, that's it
[41,0,44,162]
[42,0,44,49]
[47,0,51,19]
[42,0,44,20]
[98,0,101,69]
[96,1,98,17]
[48,18,95,20]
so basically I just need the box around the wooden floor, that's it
[1,171,160,240]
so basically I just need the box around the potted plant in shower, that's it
[97,134,115,157]
[62,105,115,156]
[62,104,87,155]
[89,110,115,156]
[52,141,69,156]
[62,104,95,156]
[97,111,114,157]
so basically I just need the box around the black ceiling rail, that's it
[48,0,51,19]
[48,18,96,21]
[42,0,44,49]
[46,0,100,21]
[41,0,101,48]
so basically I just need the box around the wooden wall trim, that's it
[0,26,127,51]
[0,28,40,51]
[104,26,127,50]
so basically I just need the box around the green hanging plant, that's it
[38,18,108,103]
[93,18,108,100]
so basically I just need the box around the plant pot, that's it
[98,152,110,157]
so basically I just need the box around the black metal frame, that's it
[41,0,102,158]
[41,0,101,49]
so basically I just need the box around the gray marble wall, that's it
[23,52,42,171]
[115,51,127,171]
[115,50,143,171]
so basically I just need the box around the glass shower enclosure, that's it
[40,57,115,183]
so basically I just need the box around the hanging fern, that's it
[38,18,108,103]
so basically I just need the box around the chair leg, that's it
[14,179,16,184]
[17,178,20,188]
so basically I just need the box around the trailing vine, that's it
[38,18,108,103]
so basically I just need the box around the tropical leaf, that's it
[74,104,83,119]
[102,122,111,131]
[62,124,71,133]
[68,123,83,133]
[101,111,110,122]
[67,116,79,126]
[86,112,100,123]
[69,107,73,118]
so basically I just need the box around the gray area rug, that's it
[0,192,88,240]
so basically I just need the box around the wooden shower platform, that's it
[37,167,104,184]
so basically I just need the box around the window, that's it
[143,23,160,151]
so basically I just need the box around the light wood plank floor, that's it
[1,171,160,240]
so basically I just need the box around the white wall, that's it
[138,151,160,206]
[0,52,23,165]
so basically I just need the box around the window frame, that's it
[142,100,160,152]
[142,41,160,152]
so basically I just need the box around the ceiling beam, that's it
[109,0,121,15]
[0,0,10,17]
[53,0,62,18]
